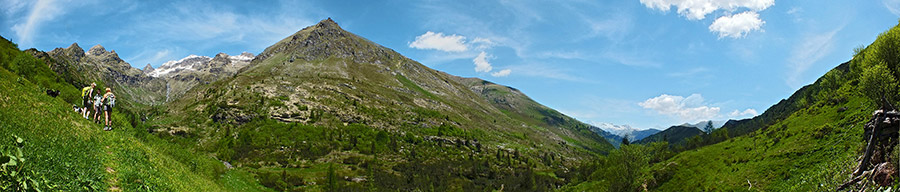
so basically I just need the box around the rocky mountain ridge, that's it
[153,18,612,190]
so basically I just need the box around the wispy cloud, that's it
[8,0,66,48]
[667,67,710,78]
[127,49,173,68]
[602,51,661,67]
[123,0,322,66]
[885,0,900,16]
[507,63,592,83]
[787,7,802,15]
[786,26,843,88]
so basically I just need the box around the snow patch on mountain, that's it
[228,52,254,62]
[592,122,660,141]
[148,52,255,77]
[149,55,211,77]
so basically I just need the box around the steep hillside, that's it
[635,125,704,145]
[575,22,900,191]
[0,35,269,191]
[563,19,900,192]
[150,18,611,191]
[714,62,847,139]
[451,77,611,152]
[41,43,167,106]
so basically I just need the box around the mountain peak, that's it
[215,52,229,58]
[68,43,82,50]
[142,63,154,72]
[315,17,340,29]
[88,44,107,55]
[255,17,398,64]
[63,42,85,57]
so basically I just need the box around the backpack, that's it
[82,87,92,98]
[94,95,102,107]
[106,94,116,108]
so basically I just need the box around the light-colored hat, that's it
[105,87,111,92]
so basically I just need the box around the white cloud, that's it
[786,27,841,88]
[639,0,774,20]
[729,108,758,118]
[640,0,773,38]
[639,94,720,122]
[491,69,511,77]
[473,51,493,73]
[709,11,765,39]
[409,31,468,52]
[9,0,64,48]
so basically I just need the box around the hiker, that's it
[102,87,115,131]
[81,83,96,119]
[93,93,103,124]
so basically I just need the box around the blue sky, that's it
[2,0,899,130]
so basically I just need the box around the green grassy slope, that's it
[566,20,900,192]
[646,22,900,191]
[452,77,613,154]
[148,18,611,191]
[0,36,272,191]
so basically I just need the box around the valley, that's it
[0,2,899,191]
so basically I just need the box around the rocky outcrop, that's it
[44,43,167,105]
[839,109,900,190]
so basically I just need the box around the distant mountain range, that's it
[590,123,660,147]
[592,120,728,146]
[147,52,254,78]
[678,120,727,133]
[145,52,255,102]
[634,125,704,145]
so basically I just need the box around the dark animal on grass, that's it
[46,89,59,97]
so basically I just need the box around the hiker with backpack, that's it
[102,87,115,131]
[93,93,103,124]
[81,83,96,119]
